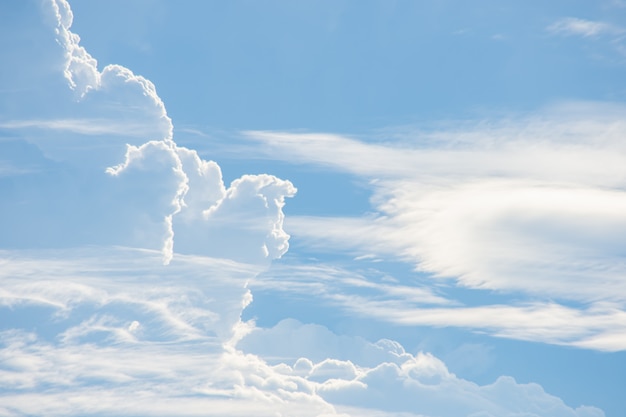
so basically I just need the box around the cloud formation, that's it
[239,319,602,417]
[246,104,626,350]
[0,1,609,416]
[547,17,623,38]
[0,0,295,265]
[0,249,604,417]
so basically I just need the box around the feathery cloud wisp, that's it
[246,105,626,350]
[547,17,623,38]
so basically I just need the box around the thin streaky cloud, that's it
[329,294,626,351]
[0,118,170,138]
[547,17,624,38]
[245,109,626,188]
[252,261,626,351]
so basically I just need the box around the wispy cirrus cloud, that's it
[245,103,626,351]
[0,118,170,137]
[245,103,626,187]
[547,17,624,38]
[250,260,626,351]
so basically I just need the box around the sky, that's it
[1,0,626,416]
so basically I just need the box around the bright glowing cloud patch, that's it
[245,107,626,351]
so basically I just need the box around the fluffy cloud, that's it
[238,318,415,366]
[241,319,603,417]
[173,171,297,264]
[0,0,295,265]
[320,364,602,417]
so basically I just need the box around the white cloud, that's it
[0,248,256,341]
[0,0,296,266]
[240,319,603,417]
[547,17,623,38]
[0,118,171,138]
[0,249,604,416]
[175,172,297,264]
[321,366,578,417]
[238,318,415,366]
[245,104,626,350]
[0,1,612,416]
[286,181,626,303]
[252,260,455,311]
[1,3,325,414]
[245,104,626,187]
[249,261,626,350]
[336,296,626,350]
[16,1,174,167]
[50,0,99,97]
[0,334,338,417]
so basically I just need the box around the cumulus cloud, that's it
[238,318,415,366]
[0,2,315,415]
[0,0,295,265]
[240,319,603,417]
[174,172,297,264]
[322,369,603,417]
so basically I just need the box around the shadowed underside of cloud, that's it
[0,0,609,416]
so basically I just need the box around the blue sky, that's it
[1,0,626,416]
